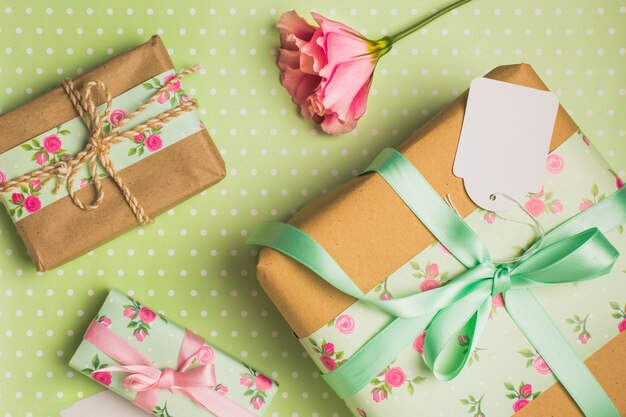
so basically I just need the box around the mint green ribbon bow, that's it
[248,148,625,417]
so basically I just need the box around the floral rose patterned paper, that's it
[70,289,278,417]
[0,69,201,222]
[299,130,626,417]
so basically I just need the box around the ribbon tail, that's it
[133,389,161,414]
[505,289,620,417]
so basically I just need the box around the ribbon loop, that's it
[491,264,511,297]
[156,368,176,390]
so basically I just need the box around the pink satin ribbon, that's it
[84,320,256,417]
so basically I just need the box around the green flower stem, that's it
[389,0,474,44]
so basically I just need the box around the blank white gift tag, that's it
[453,77,559,212]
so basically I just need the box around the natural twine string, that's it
[0,65,201,224]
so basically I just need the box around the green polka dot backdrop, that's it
[0,1,624,416]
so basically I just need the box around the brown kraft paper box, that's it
[0,35,226,271]
[256,63,625,416]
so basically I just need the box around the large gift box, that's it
[250,64,626,417]
[70,289,279,417]
[0,36,225,271]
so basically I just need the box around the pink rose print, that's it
[8,181,42,219]
[92,371,112,386]
[549,200,564,213]
[123,306,137,319]
[197,345,214,364]
[579,201,593,211]
[524,188,562,217]
[374,277,393,300]
[357,408,367,417]
[255,374,273,392]
[29,179,41,191]
[309,337,346,370]
[483,211,496,224]
[122,297,166,342]
[80,179,89,189]
[372,388,387,403]
[251,397,265,410]
[519,348,551,375]
[420,278,440,292]
[425,263,439,277]
[412,261,448,291]
[143,73,188,107]
[413,332,426,354]
[320,355,337,370]
[546,154,564,174]
[524,197,544,217]
[439,242,451,255]
[11,193,24,204]
[0,170,5,184]
[384,367,407,388]
[128,128,163,156]
[22,127,69,165]
[82,354,111,386]
[156,91,169,104]
[505,380,540,411]
[43,134,62,153]
[610,302,626,332]
[138,307,157,323]
[533,356,551,375]
[370,364,425,400]
[97,315,112,328]
[145,134,163,152]
[240,366,273,409]
[214,384,228,395]
[513,398,530,412]
[35,152,49,165]
[109,108,127,126]
[334,314,355,334]
[566,313,591,344]
[135,328,147,342]
[163,73,181,92]
[23,196,41,213]
[240,374,253,387]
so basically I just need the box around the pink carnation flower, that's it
[277,11,390,134]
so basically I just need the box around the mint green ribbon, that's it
[248,148,625,417]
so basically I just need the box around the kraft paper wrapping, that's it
[256,63,624,415]
[0,36,226,271]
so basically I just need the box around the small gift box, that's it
[250,64,625,417]
[0,36,225,271]
[70,289,278,417]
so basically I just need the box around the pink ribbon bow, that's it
[84,320,256,417]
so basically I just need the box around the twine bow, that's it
[0,65,201,224]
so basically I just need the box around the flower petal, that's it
[278,10,318,48]
[320,58,375,121]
